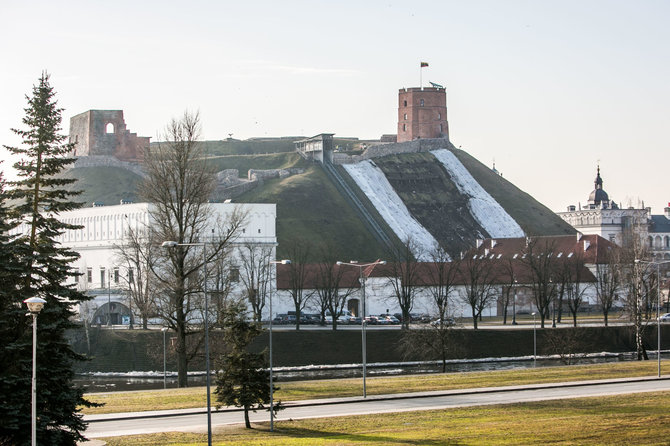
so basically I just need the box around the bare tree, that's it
[313,245,355,330]
[562,252,590,327]
[498,258,519,325]
[593,247,621,326]
[619,225,652,360]
[283,238,314,330]
[141,111,245,387]
[114,226,158,329]
[459,253,497,329]
[522,238,559,328]
[426,244,458,327]
[385,237,422,329]
[238,242,273,322]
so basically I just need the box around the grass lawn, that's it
[83,360,667,415]
[99,391,670,445]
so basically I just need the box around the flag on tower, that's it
[420,62,429,67]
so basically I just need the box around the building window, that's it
[105,123,115,134]
[128,268,134,284]
[403,100,407,107]
[420,99,424,106]
[403,113,407,120]
[438,112,441,120]
[439,124,443,133]
[87,268,92,283]
[229,267,240,283]
[402,124,406,131]
[114,268,120,284]
[100,268,106,288]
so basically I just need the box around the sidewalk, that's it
[84,374,670,423]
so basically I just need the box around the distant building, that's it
[69,110,150,162]
[397,87,449,142]
[557,166,670,260]
[557,166,648,246]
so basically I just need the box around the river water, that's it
[76,351,660,393]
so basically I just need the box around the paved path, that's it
[84,376,670,438]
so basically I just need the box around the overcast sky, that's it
[1,0,668,214]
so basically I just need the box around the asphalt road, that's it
[85,377,670,438]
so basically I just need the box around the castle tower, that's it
[397,87,448,142]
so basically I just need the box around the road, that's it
[85,377,670,438]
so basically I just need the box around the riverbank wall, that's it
[68,325,669,373]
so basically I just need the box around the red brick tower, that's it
[397,87,448,142]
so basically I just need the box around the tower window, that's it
[402,124,406,131]
[420,99,425,106]
[438,112,441,120]
[105,123,115,134]
[403,113,407,120]
[403,100,407,107]
[440,124,443,132]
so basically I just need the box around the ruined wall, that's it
[69,110,150,162]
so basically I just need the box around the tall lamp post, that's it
[336,260,386,398]
[162,240,212,446]
[268,259,290,432]
[24,296,46,446]
[635,259,670,378]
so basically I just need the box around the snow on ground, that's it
[343,160,439,260]
[431,149,525,238]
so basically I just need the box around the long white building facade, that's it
[13,201,276,325]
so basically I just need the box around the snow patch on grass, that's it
[432,149,524,238]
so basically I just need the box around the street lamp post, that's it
[268,259,290,432]
[24,297,46,446]
[532,312,537,368]
[336,260,386,398]
[635,259,670,378]
[162,327,168,389]
[162,240,212,446]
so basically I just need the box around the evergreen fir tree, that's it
[1,72,93,445]
[214,302,281,429]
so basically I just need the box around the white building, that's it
[12,201,276,325]
[557,166,670,260]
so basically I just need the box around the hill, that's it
[62,138,575,260]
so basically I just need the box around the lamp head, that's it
[24,297,47,314]
[161,241,178,248]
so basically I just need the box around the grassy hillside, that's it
[374,152,488,256]
[237,165,386,261]
[451,148,575,236]
[62,166,143,206]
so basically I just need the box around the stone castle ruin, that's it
[69,110,150,163]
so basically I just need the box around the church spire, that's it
[594,165,603,190]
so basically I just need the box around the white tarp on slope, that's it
[343,160,439,260]
[431,149,525,238]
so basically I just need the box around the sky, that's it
[1,0,668,214]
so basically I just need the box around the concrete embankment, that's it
[67,325,669,373]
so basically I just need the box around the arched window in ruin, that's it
[106,122,115,134]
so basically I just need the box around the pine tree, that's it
[1,72,93,445]
[214,302,280,429]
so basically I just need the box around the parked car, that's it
[365,315,379,325]
[431,317,456,327]
[660,313,670,322]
